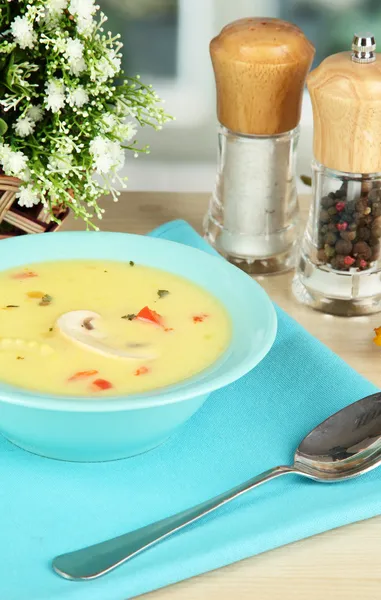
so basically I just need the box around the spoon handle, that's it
[52,464,297,581]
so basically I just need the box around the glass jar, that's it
[203,125,300,275]
[293,161,381,316]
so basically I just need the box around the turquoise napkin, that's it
[1,220,380,600]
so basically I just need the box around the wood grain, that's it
[308,51,381,173]
[210,18,315,135]
[64,192,381,600]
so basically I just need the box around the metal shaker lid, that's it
[351,32,376,63]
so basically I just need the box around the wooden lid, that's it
[308,51,381,173]
[210,18,315,135]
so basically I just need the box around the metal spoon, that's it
[53,391,381,581]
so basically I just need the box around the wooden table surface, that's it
[65,193,381,600]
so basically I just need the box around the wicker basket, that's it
[0,174,69,239]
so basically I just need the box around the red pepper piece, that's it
[136,306,163,326]
[134,366,150,376]
[12,271,38,280]
[91,378,113,391]
[68,369,99,382]
[192,313,209,323]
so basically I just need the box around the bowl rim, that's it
[0,231,277,412]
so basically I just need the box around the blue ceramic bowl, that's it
[0,232,277,462]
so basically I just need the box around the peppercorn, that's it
[344,255,356,267]
[340,230,356,242]
[372,216,381,229]
[353,241,372,259]
[327,222,336,232]
[369,189,381,203]
[349,222,357,232]
[363,215,373,226]
[353,212,363,224]
[324,244,336,258]
[357,226,371,241]
[371,243,380,260]
[356,199,368,212]
[335,239,352,255]
[372,203,381,217]
[327,206,337,216]
[319,209,330,223]
[355,258,368,269]
[317,249,326,262]
[333,255,347,270]
[371,226,381,239]
[335,188,346,199]
[328,191,336,199]
[324,232,337,245]
[336,222,348,231]
[321,195,335,208]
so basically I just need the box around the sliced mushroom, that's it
[56,310,156,360]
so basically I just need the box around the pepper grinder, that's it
[293,33,381,316]
[204,18,315,275]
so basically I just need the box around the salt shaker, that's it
[293,33,381,316]
[204,18,315,274]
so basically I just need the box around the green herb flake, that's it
[122,313,136,321]
[6,305,19,308]
[16,356,24,360]
[49,327,53,332]
[300,175,312,187]
[129,261,135,267]
[157,289,170,299]
[39,294,53,306]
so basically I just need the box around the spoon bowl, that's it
[295,392,381,480]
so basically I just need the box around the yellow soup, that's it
[0,260,231,397]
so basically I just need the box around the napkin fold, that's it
[1,220,380,600]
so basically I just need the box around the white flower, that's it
[66,86,89,108]
[64,38,86,76]
[45,0,68,18]
[108,141,125,170]
[89,135,110,157]
[0,145,29,178]
[89,136,125,175]
[91,50,121,83]
[68,0,97,34]
[10,16,36,49]
[8,152,29,178]
[102,113,117,132]
[14,116,35,138]
[27,105,44,123]
[16,184,40,208]
[45,79,65,112]
[92,154,113,174]
[0,144,12,166]
[49,154,73,171]
[56,138,75,155]
[120,121,137,142]
[107,49,121,74]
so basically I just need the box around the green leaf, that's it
[0,119,8,136]
[4,52,15,91]
[0,56,7,73]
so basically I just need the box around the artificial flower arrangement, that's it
[0,0,170,233]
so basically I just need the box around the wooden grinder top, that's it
[210,18,315,136]
[308,47,381,173]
